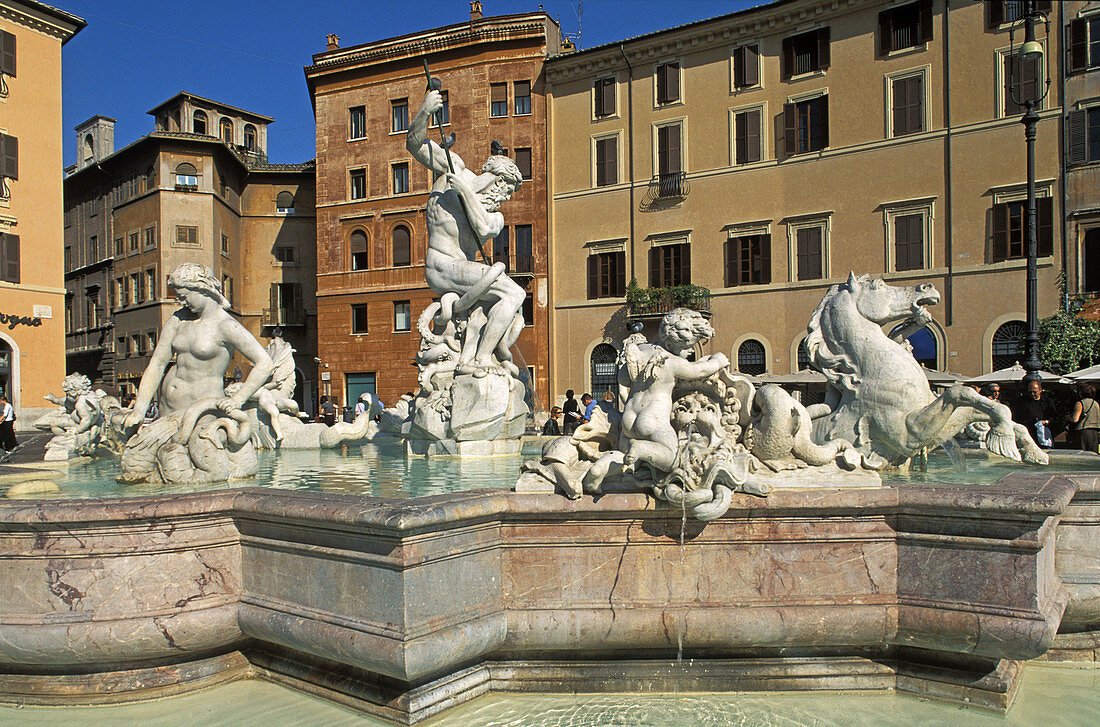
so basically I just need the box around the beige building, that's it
[0,0,83,422]
[63,93,318,412]
[1064,0,1100,293]
[545,0,1064,402]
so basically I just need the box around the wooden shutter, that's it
[760,234,772,284]
[0,233,18,283]
[596,137,617,186]
[878,9,893,56]
[818,96,830,149]
[0,134,17,181]
[1038,196,1053,258]
[490,83,507,107]
[734,45,758,87]
[514,80,530,98]
[817,27,831,70]
[783,103,796,156]
[1067,109,1088,165]
[736,109,761,164]
[614,251,625,296]
[648,247,660,287]
[725,239,735,286]
[1067,19,1089,75]
[991,202,1009,262]
[919,1,933,44]
[735,113,747,164]
[797,228,822,281]
[679,243,691,285]
[587,254,598,299]
[988,0,1004,30]
[658,124,681,175]
[781,36,794,79]
[0,29,14,77]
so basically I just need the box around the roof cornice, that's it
[0,0,85,44]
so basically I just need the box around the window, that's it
[878,1,932,55]
[508,147,532,181]
[193,111,208,135]
[114,237,124,256]
[1068,107,1100,165]
[656,122,683,180]
[732,44,760,89]
[490,83,508,117]
[144,226,156,250]
[176,225,198,246]
[590,344,618,397]
[890,72,924,137]
[392,162,409,194]
[219,174,228,197]
[128,232,139,253]
[83,134,94,162]
[392,225,411,267]
[350,230,368,270]
[130,273,142,304]
[431,91,449,127]
[515,225,533,273]
[493,226,509,269]
[147,331,157,352]
[391,98,409,133]
[797,338,813,371]
[991,197,1053,261]
[0,28,15,79]
[175,162,198,188]
[221,234,230,256]
[587,250,625,299]
[146,269,157,300]
[514,80,531,115]
[349,168,366,200]
[795,226,823,281]
[65,299,73,330]
[893,213,925,271]
[63,246,72,272]
[1,133,19,183]
[86,294,99,328]
[782,28,830,79]
[113,277,123,307]
[1067,15,1100,74]
[725,233,771,286]
[649,243,690,288]
[784,95,829,154]
[346,372,376,405]
[276,191,295,213]
[223,275,233,306]
[1,232,19,283]
[220,118,233,144]
[594,136,618,187]
[737,340,767,375]
[734,108,762,164]
[656,61,680,105]
[1003,51,1041,116]
[992,320,1027,370]
[594,76,616,118]
[988,1,1051,30]
[117,337,128,357]
[1084,228,1100,293]
[352,304,368,334]
[348,105,366,139]
[244,125,257,151]
[274,246,296,263]
[132,335,143,356]
[394,301,411,332]
[522,291,534,326]
[147,165,156,190]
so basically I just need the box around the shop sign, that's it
[0,311,42,329]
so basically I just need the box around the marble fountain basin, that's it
[1,449,1099,724]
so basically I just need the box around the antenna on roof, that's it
[562,0,582,50]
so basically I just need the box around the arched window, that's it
[220,118,233,144]
[992,320,1027,371]
[244,124,257,151]
[797,338,812,371]
[276,191,295,214]
[192,110,208,135]
[590,343,618,398]
[890,325,938,369]
[83,134,94,162]
[349,230,368,270]
[392,225,411,267]
[174,162,198,188]
[737,339,767,375]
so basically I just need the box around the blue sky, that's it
[59,0,756,166]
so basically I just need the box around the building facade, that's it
[1064,0,1100,294]
[63,93,319,412]
[306,6,560,409]
[0,0,83,423]
[545,0,1065,403]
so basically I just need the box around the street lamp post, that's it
[1008,0,1050,385]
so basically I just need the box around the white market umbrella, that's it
[966,362,1071,385]
[1066,363,1100,381]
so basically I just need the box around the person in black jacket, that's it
[562,390,581,435]
[1011,380,1060,448]
[542,407,562,435]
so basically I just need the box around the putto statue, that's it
[399,78,529,456]
[36,373,108,459]
[518,273,1047,521]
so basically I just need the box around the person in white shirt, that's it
[0,393,16,452]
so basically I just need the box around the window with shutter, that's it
[595,136,618,186]
[0,133,18,181]
[650,243,690,288]
[0,29,15,78]
[734,109,761,164]
[782,28,829,79]
[1004,52,1040,116]
[894,213,925,271]
[657,123,682,176]
[796,227,823,281]
[726,233,770,286]
[892,74,924,136]
[490,83,508,117]
[594,77,616,117]
[991,198,1054,261]
[988,1,1052,30]
[733,45,759,88]
[392,225,411,267]
[878,2,930,55]
[656,62,680,104]
[514,80,531,115]
[786,96,828,155]
[587,251,625,299]
[0,233,18,283]
[350,230,368,270]
[514,148,532,180]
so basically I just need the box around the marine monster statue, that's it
[402,76,529,453]
[805,273,1047,466]
[120,263,274,484]
[36,373,106,459]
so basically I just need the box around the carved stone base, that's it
[406,438,523,458]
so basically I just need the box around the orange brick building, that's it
[305,6,561,409]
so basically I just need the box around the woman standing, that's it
[1068,382,1100,453]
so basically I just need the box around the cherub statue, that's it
[37,373,105,457]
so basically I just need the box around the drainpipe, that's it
[1059,0,1069,311]
[620,43,636,283]
[942,2,953,328]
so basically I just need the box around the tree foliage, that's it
[1039,276,1100,373]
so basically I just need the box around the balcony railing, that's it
[627,285,711,319]
[262,307,307,327]
[651,171,688,200]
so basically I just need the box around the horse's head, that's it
[843,272,939,326]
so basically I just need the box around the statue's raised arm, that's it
[407,91,462,176]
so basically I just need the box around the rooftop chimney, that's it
[470,2,482,21]
[326,33,340,51]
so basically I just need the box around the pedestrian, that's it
[581,393,595,422]
[599,389,619,414]
[1011,380,1060,448]
[320,395,337,426]
[982,384,1001,401]
[354,393,370,418]
[562,389,581,435]
[0,392,16,452]
[144,399,159,422]
[1068,382,1100,453]
[542,406,562,435]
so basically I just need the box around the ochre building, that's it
[306,6,560,409]
[0,0,84,423]
[545,0,1065,402]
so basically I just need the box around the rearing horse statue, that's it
[806,272,1047,466]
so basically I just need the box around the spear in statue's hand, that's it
[422,59,491,264]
